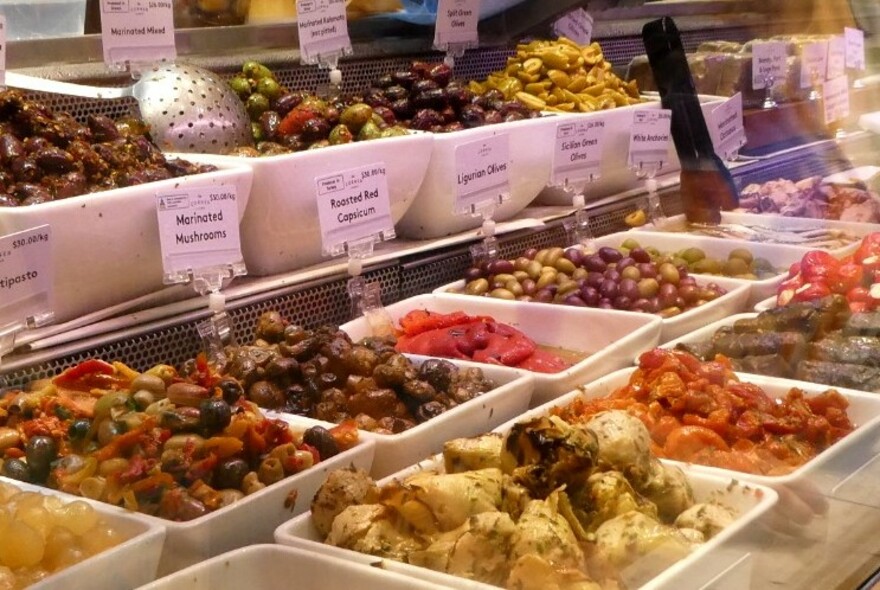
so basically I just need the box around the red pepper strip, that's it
[93,417,157,462]
[52,359,116,387]
[397,310,488,337]
[852,233,880,264]
[832,263,865,294]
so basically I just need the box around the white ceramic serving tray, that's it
[434,275,750,343]
[535,96,724,205]
[501,366,880,494]
[278,357,533,479]
[187,132,433,276]
[340,293,661,408]
[0,478,166,590]
[636,212,870,258]
[754,296,777,312]
[592,230,807,307]
[275,439,777,590]
[136,544,448,590]
[395,116,558,239]
[0,163,253,323]
[657,312,758,363]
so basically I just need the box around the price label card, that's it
[823,75,850,125]
[156,186,243,276]
[827,35,846,80]
[100,0,176,67]
[709,93,746,159]
[800,41,828,88]
[454,134,510,214]
[551,118,605,185]
[315,162,394,256]
[434,0,479,50]
[296,0,352,65]
[0,225,53,328]
[845,27,866,71]
[553,8,593,46]
[627,109,671,171]
[0,16,6,87]
[751,42,787,89]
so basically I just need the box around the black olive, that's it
[413,89,447,111]
[418,358,458,392]
[416,401,446,422]
[10,156,39,182]
[504,112,526,123]
[248,380,284,408]
[484,111,504,126]
[273,93,304,117]
[390,98,414,121]
[410,109,445,131]
[483,89,505,103]
[372,106,396,126]
[217,378,244,405]
[0,193,17,207]
[0,133,24,163]
[428,63,453,87]
[213,458,250,489]
[301,118,331,141]
[259,110,282,142]
[1,458,30,482]
[200,398,233,434]
[383,85,409,102]
[68,418,92,440]
[363,89,392,109]
[412,79,439,94]
[373,74,395,89]
[25,435,57,482]
[303,426,339,459]
[459,104,487,129]
[391,70,418,88]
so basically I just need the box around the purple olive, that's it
[564,294,587,307]
[679,276,697,287]
[580,286,600,306]
[629,248,651,263]
[464,267,483,281]
[599,279,619,299]
[563,248,584,266]
[522,279,537,295]
[372,106,396,126]
[637,263,657,279]
[585,272,604,289]
[488,259,515,274]
[534,288,553,303]
[619,278,639,300]
[443,122,465,132]
[523,248,538,259]
[632,298,651,311]
[598,247,623,264]
[583,254,607,273]
[658,283,678,308]
[598,299,614,309]
[603,269,621,283]
[429,63,453,87]
[617,256,636,270]
[613,296,633,310]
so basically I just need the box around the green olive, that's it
[536,271,557,289]
[256,77,283,101]
[246,93,271,120]
[340,103,374,133]
[533,249,550,265]
[357,121,382,142]
[490,288,516,300]
[513,270,529,282]
[229,75,252,99]
[544,247,565,266]
[514,257,531,271]
[380,127,408,138]
[554,258,576,274]
[621,238,641,250]
[526,260,543,279]
[557,281,579,296]
[505,280,524,297]
[681,247,706,264]
[328,124,354,145]
[658,262,680,285]
[465,278,489,295]
[243,61,273,81]
[621,266,641,281]
[638,278,660,297]
[724,258,750,276]
[251,121,264,142]
[692,258,722,275]
[729,248,754,264]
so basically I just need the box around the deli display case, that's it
[0,0,879,589]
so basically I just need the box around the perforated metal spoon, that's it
[5,63,253,154]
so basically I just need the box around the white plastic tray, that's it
[188,132,433,276]
[289,357,533,479]
[434,275,750,343]
[536,96,723,205]
[136,544,447,590]
[754,296,777,312]
[396,116,558,239]
[502,367,880,494]
[340,293,661,408]
[0,478,166,590]
[636,212,869,258]
[275,435,777,590]
[592,230,806,307]
[658,312,759,363]
[0,164,253,323]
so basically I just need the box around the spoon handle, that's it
[5,72,133,101]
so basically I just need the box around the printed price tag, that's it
[0,16,6,87]
[100,0,176,67]
[827,35,846,80]
[553,8,593,46]
[296,0,352,65]
[316,162,394,256]
[800,41,828,89]
[627,109,671,172]
[751,42,787,89]
[551,118,605,185]
[709,93,746,159]
[845,27,866,71]
[156,186,243,276]
[433,0,479,51]
[823,75,850,125]
[0,225,53,328]
[454,134,510,214]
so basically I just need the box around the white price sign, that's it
[709,93,746,160]
[296,0,352,65]
[454,134,511,214]
[827,35,846,80]
[751,42,787,89]
[434,0,479,50]
[0,225,53,328]
[800,41,828,89]
[0,16,6,87]
[627,109,671,172]
[156,186,243,276]
[553,9,593,46]
[100,0,176,67]
[823,75,850,125]
[551,118,605,185]
[845,27,866,71]
[316,162,394,256]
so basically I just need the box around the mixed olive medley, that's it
[458,245,728,317]
[228,61,409,155]
[0,90,215,207]
[212,311,497,434]
[0,359,356,521]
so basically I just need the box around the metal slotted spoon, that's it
[5,64,253,154]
